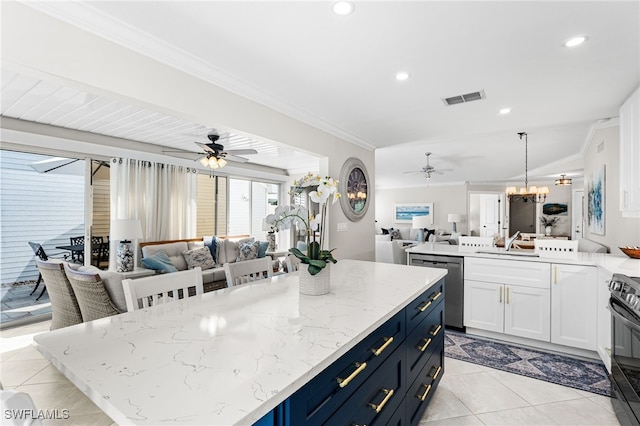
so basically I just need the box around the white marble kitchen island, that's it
[33,260,446,425]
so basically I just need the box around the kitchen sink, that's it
[475,248,539,257]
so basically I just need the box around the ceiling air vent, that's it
[442,90,486,106]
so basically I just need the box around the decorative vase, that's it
[266,232,277,252]
[299,263,330,296]
[545,226,552,236]
[116,240,134,272]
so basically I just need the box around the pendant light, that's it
[505,132,549,203]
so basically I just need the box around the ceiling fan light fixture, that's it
[555,174,572,185]
[199,157,209,167]
[217,158,228,168]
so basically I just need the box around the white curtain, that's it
[110,157,197,243]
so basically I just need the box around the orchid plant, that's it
[266,173,341,275]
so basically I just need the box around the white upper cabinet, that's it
[619,86,640,217]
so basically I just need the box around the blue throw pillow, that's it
[257,240,269,258]
[204,236,218,262]
[141,250,177,273]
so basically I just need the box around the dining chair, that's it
[121,267,204,312]
[285,254,301,273]
[69,236,84,263]
[35,260,83,330]
[224,258,273,287]
[63,264,119,322]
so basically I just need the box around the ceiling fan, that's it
[195,131,258,167]
[404,152,452,179]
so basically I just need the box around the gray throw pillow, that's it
[182,246,215,270]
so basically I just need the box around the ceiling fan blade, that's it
[195,142,217,153]
[225,149,258,155]
[403,170,423,174]
[224,154,250,163]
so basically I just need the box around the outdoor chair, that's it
[69,236,84,263]
[63,264,119,322]
[122,267,203,312]
[35,260,83,330]
[90,236,109,269]
[224,257,273,287]
[28,241,65,300]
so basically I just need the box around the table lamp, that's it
[448,213,462,233]
[111,219,143,272]
[412,215,432,242]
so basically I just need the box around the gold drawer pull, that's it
[417,384,432,401]
[418,337,432,352]
[432,291,442,301]
[368,388,394,413]
[418,300,432,312]
[337,362,367,388]
[431,365,442,380]
[430,324,442,336]
[372,336,394,356]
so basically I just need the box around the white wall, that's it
[375,184,468,238]
[1,2,376,261]
[584,125,640,251]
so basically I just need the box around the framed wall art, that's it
[587,164,605,235]
[393,203,433,224]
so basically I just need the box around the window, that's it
[227,178,279,239]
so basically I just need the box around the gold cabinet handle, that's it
[337,362,367,388]
[418,337,432,352]
[432,291,442,301]
[554,265,558,284]
[368,388,394,413]
[430,324,442,336]
[418,300,432,312]
[431,365,442,380]
[506,287,510,304]
[417,383,432,401]
[499,287,503,303]
[371,336,394,356]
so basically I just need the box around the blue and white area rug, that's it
[444,331,611,396]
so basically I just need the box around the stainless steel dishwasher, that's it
[409,253,464,330]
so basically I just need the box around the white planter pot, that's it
[299,263,330,296]
[545,226,552,236]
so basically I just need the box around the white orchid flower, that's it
[309,213,322,231]
[310,188,330,204]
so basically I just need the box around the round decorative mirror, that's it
[339,157,370,221]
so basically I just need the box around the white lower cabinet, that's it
[550,264,597,351]
[464,258,551,342]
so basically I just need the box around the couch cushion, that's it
[142,242,189,270]
[77,265,128,314]
[141,250,179,273]
[217,237,254,265]
[183,247,216,270]
[187,241,205,250]
[201,267,226,284]
[237,241,260,262]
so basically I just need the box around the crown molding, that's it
[20,1,375,151]
[581,116,620,156]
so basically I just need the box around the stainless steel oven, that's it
[609,273,640,426]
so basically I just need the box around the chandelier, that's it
[505,132,549,203]
[199,153,228,170]
[555,174,572,186]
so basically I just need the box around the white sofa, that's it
[140,237,277,292]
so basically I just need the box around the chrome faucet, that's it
[505,231,521,251]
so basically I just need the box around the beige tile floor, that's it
[1,320,621,426]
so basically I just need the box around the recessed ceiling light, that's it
[395,72,410,81]
[563,35,588,48]
[499,108,512,115]
[332,1,355,16]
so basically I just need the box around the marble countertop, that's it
[407,243,640,276]
[33,260,446,425]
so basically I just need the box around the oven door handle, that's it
[608,300,640,333]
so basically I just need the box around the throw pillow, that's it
[257,240,269,258]
[381,228,390,235]
[424,228,436,242]
[237,241,260,262]
[182,247,215,270]
[389,228,401,240]
[204,236,218,261]
[141,250,178,273]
